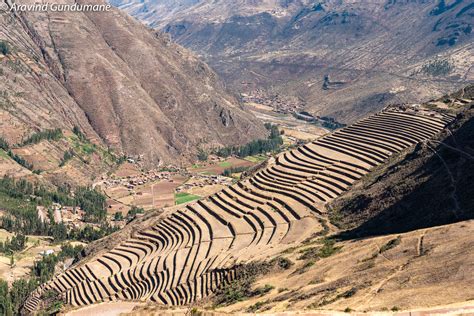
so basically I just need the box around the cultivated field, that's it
[189,157,256,175]
[24,107,455,314]
[106,175,188,212]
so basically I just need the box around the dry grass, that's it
[209,220,474,313]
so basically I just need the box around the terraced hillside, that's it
[23,108,452,312]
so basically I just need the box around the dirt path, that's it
[354,231,427,309]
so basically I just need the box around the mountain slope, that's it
[24,103,454,313]
[112,0,474,123]
[330,87,474,237]
[0,0,266,167]
[61,89,474,316]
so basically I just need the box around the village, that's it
[240,89,305,114]
[31,159,241,233]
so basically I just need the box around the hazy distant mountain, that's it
[0,0,266,166]
[112,0,474,122]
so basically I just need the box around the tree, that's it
[59,149,74,167]
[20,128,63,146]
[0,279,13,315]
[0,137,9,151]
[74,187,107,223]
[113,212,123,221]
[127,206,144,220]
[10,279,37,314]
[50,223,68,242]
[215,123,283,158]
[72,126,87,142]
[197,148,208,161]
[0,41,10,56]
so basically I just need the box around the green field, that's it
[0,149,9,159]
[244,155,267,163]
[175,192,200,205]
[218,161,232,168]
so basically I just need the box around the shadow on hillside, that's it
[337,115,474,240]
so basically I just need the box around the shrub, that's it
[340,287,357,298]
[20,128,63,146]
[214,279,248,306]
[0,41,10,55]
[379,236,401,253]
[420,59,453,76]
[253,284,274,296]
[246,301,266,313]
[319,238,342,258]
[114,212,123,221]
[59,149,74,167]
[197,148,208,161]
[299,238,342,260]
[213,262,272,307]
[294,260,316,274]
[271,257,294,270]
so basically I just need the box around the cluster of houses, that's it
[176,174,233,193]
[36,204,85,228]
[241,89,305,114]
[100,167,187,191]
[424,97,473,109]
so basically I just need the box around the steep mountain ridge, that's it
[112,0,474,123]
[0,0,266,168]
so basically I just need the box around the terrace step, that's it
[24,109,451,312]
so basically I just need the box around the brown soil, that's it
[210,221,474,314]
[113,163,142,178]
[106,175,188,212]
[190,157,256,175]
